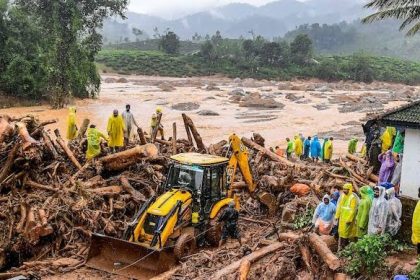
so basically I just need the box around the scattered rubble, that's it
[239,93,285,109]
[171,102,200,111]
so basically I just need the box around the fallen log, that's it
[120,176,146,202]
[346,154,379,182]
[299,244,314,275]
[182,115,193,146]
[242,137,294,167]
[77,119,90,140]
[137,127,147,145]
[339,157,373,187]
[182,113,206,152]
[239,259,251,280]
[16,122,38,150]
[54,129,82,170]
[213,242,286,279]
[278,232,302,242]
[98,144,158,171]
[41,129,59,159]
[24,178,59,192]
[0,143,19,185]
[208,140,227,155]
[0,115,13,143]
[87,186,122,196]
[16,202,27,233]
[308,233,341,271]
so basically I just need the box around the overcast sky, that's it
[128,0,282,19]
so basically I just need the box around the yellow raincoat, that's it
[324,139,333,160]
[335,183,358,239]
[294,136,303,157]
[380,127,395,153]
[107,114,125,148]
[66,107,77,140]
[412,200,420,245]
[86,128,107,160]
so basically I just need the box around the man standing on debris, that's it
[348,138,358,155]
[312,194,336,235]
[321,137,328,161]
[412,187,420,255]
[86,124,107,161]
[324,137,334,163]
[66,107,78,140]
[385,188,402,236]
[369,130,382,173]
[294,135,303,159]
[310,136,321,162]
[356,186,372,238]
[368,186,389,235]
[107,109,125,153]
[286,138,293,159]
[335,183,358,249]
[218,201,241,247]
[122,104,139,146]
[151,107,165,140]
[303,136,311,160]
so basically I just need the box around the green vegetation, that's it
[410,260,420,280]
[0,0,128,107]
[339,234,406,277]
[292,207,314,230]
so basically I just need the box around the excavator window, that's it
[166,164,204,192]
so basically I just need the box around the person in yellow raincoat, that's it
[294,135,303,159]
[380,126,396,153]
[356,186,372,238]
[324,137,333,163]
[86,124,107,160]
[412,187,420,255]
[335,183,358,250]
[66,107,78,140]
[107,109,125,152]
[150,108,165,140]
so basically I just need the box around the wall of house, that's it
[400,128,420,199]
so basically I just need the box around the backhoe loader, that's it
[86,134,276,279]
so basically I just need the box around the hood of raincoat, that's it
[386,187,396,199]
[343,183,353,195]
[68,107,76,114]
[313,136,319,142]
[359,186,370,199]
[323,194,330,204]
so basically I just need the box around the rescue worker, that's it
[218,201,241,247]
[310,136,321,162]
[412,187,420,255]
[312,194,336,235]
[107,109,125,153]
[380,126,395,153]
[321,137,328,161]
[303,136,311,160]
[385,187,402,236]
[294,135,303,159]
[66,107,78,140]
[86,124,107,161]
[348,138,358,155]
[324,137,334,163]
[392,130,405,154]
[356,186,372,238]
[391,154,403,194]
[122,104,139,146]
[368,186,389,235]
[335,183,358,250]
[369,130,382,173]
[286,138,293,159]
[151,107,165,140]
[378,150,395,184]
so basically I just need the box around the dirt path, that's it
[0,74,416,157]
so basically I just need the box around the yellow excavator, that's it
[86,134,276,279]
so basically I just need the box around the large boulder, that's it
[197,110,219,116]
[171,102,200,111]
[239,92,285,109]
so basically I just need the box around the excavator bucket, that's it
[86,234,177,280]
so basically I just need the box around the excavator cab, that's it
[86,153,236,279]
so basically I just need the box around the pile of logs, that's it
[0,113,379,279]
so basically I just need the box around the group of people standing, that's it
[66,105,165,160]
[276,134,334,163]
[313,183,402,250]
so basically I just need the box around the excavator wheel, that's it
[174,232,196,261]
[206,207,225,246]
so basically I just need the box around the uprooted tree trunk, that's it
[308,233,341,271]
[182,113,206,152]
[77,119,90,140]
[98,144,158,172]
[0,115,14,143]
[0,143,19,185]
[54,129,82,170]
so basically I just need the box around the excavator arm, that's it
[227,134,277,215]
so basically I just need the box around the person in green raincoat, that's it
[348,138,358,155]
[335,183,358,250]
[286,138,294,159]
[392,130,404,154]
[356,186,372,238]
[66,107,78,140]
[86,124,107,160]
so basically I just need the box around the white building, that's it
[372,101,420,199]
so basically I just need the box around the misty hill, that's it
[102,0,367,41]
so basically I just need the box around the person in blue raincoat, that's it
[303,136,311,160]
[312,194,336,235]
[310,136,322,162]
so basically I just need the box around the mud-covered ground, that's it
[1,74,417,157]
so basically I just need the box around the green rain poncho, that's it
[392,131,404,154]
[335,183,359,239]
[356,186,372,238]
[86,128,107,160]
[348,138,358,154]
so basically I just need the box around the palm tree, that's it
[362,0,420,36]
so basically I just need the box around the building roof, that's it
[170,153,229,166]
[367,100,420,129]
